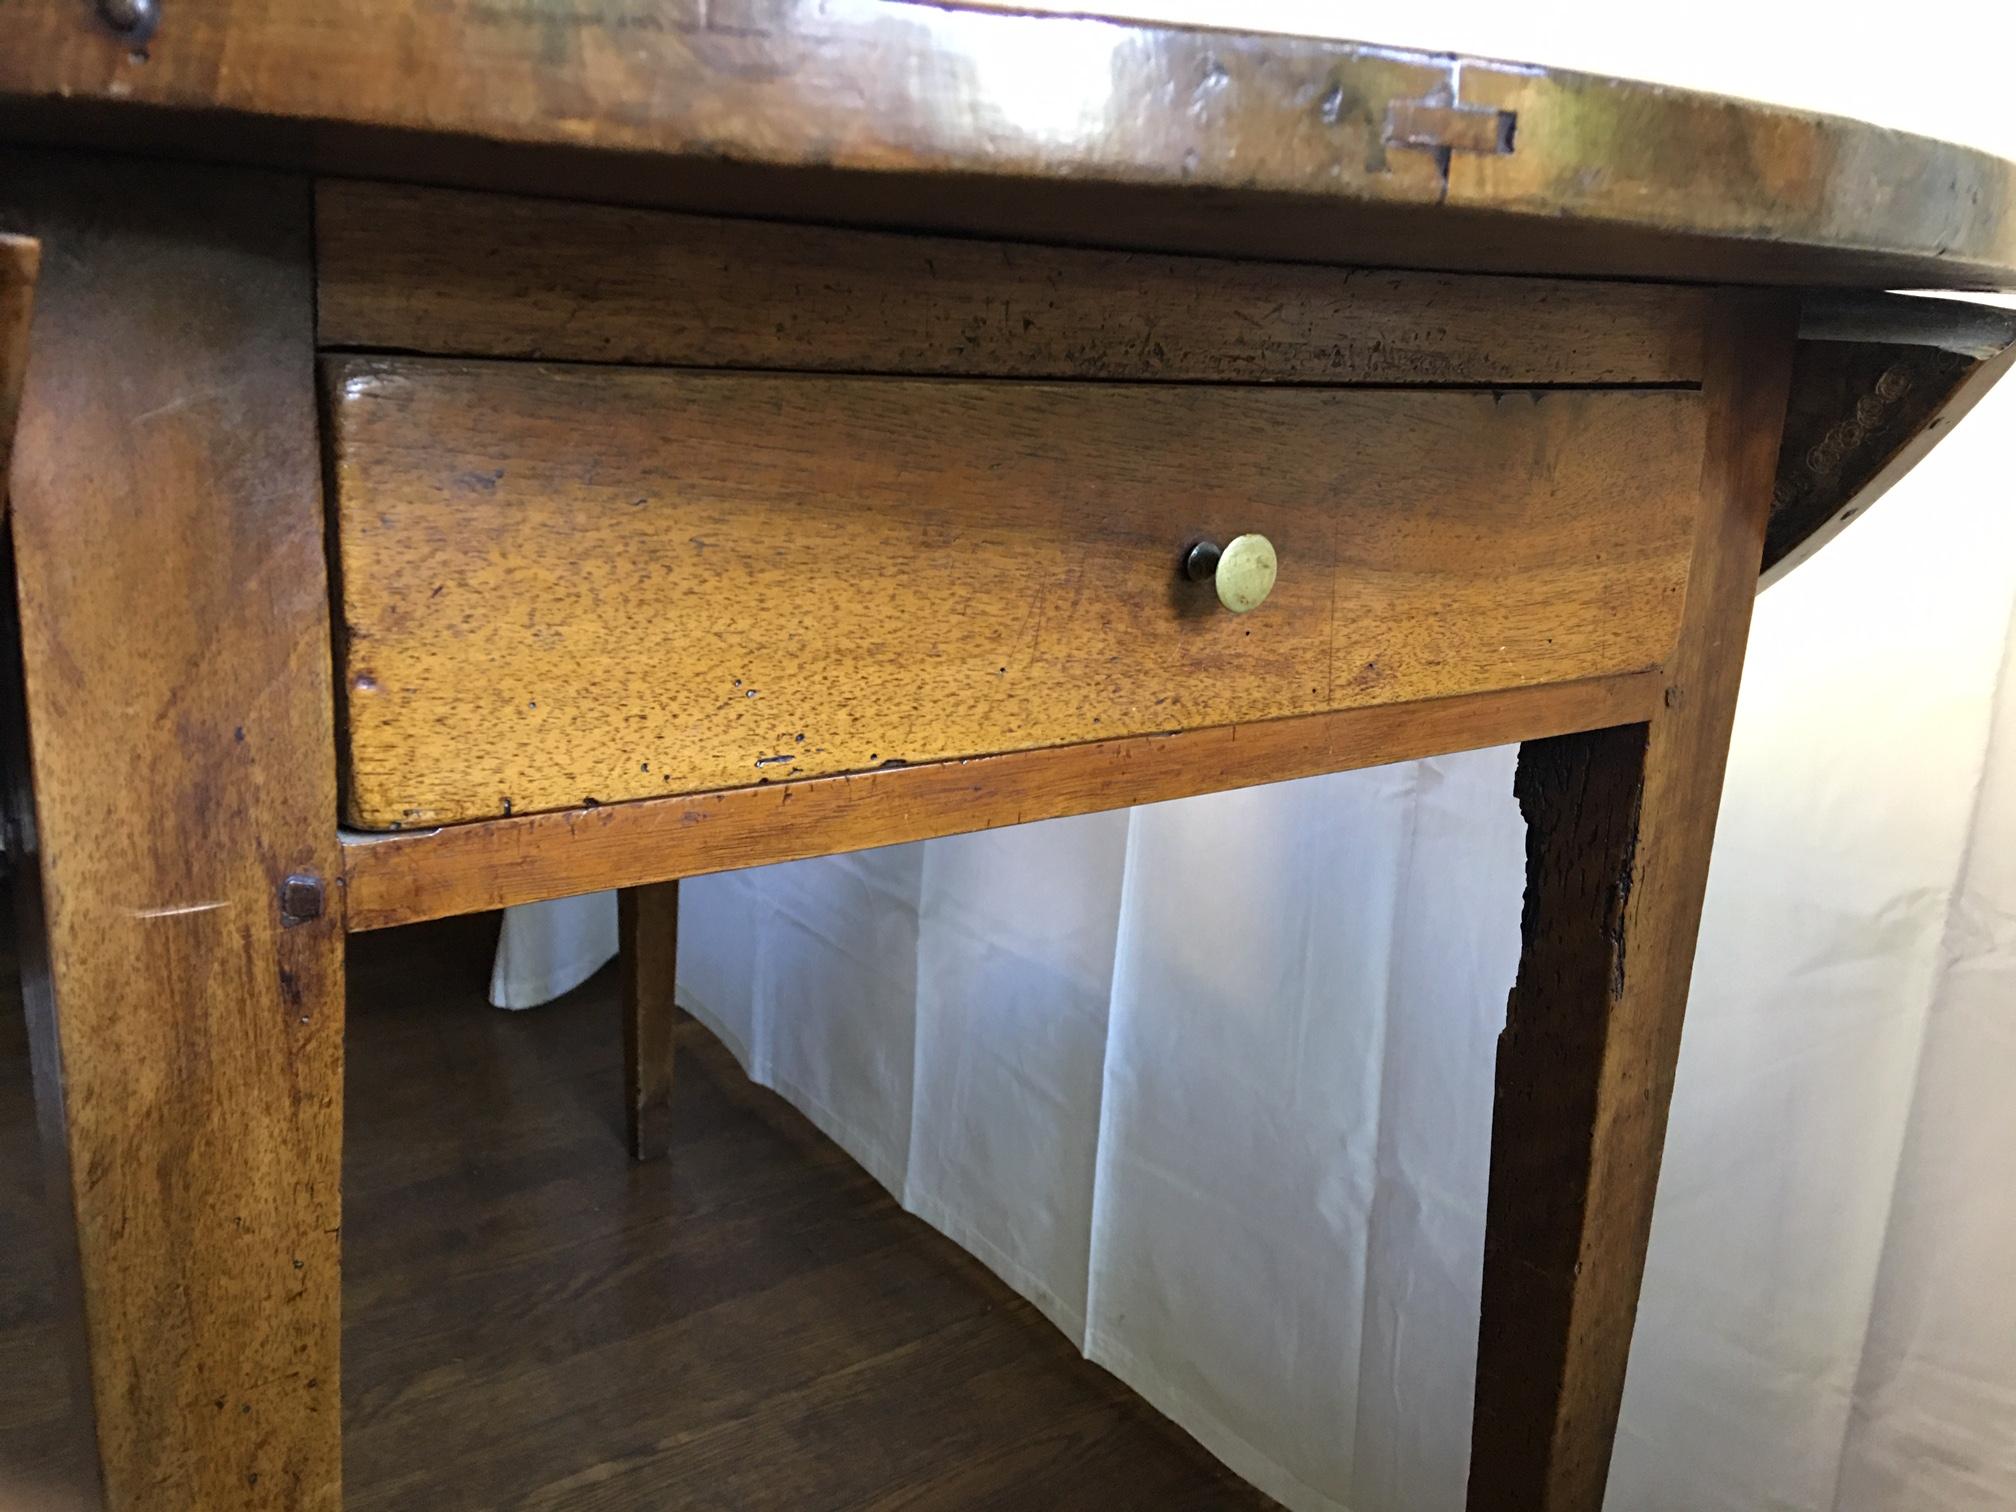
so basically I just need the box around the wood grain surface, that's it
[1,2,2012,287]
[327,361,1702,826]
[0,151,345,1510]
[1468,294,1799,1511]
[340,672,1664,931]
[316,180,1709,385]
[0,232,35,517]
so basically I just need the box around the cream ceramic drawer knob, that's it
[1185,533,1277,613]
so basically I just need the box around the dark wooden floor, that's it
[3,907,1277,1510]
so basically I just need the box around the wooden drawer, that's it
[325,358,1704,827]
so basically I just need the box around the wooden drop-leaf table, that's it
[1,3,2012,1508]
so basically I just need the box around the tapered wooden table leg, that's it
[620,881,681,1161]
[2,153,344,1511]
[1467,296,1798,1512]
[0,230,33,495]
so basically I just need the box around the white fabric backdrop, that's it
[490,8,2016,1507]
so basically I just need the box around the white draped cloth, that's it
[489,10,2016,1505]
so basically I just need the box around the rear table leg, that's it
[620,881,681,1161]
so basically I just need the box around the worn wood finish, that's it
[1445,62,2016,286]
[1468,295,1798,1511]
[1766,294,2016,584]
[0,232,35,514]
[2,4,2014,287]
[619,882,681,1162]
[341,672,1663,931]
[0,152,344,1510]
[316,180,1710,385]
[327,362,1702,826]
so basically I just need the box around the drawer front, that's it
[326,358,1704,827]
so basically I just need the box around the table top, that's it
[1,0,2012,289]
